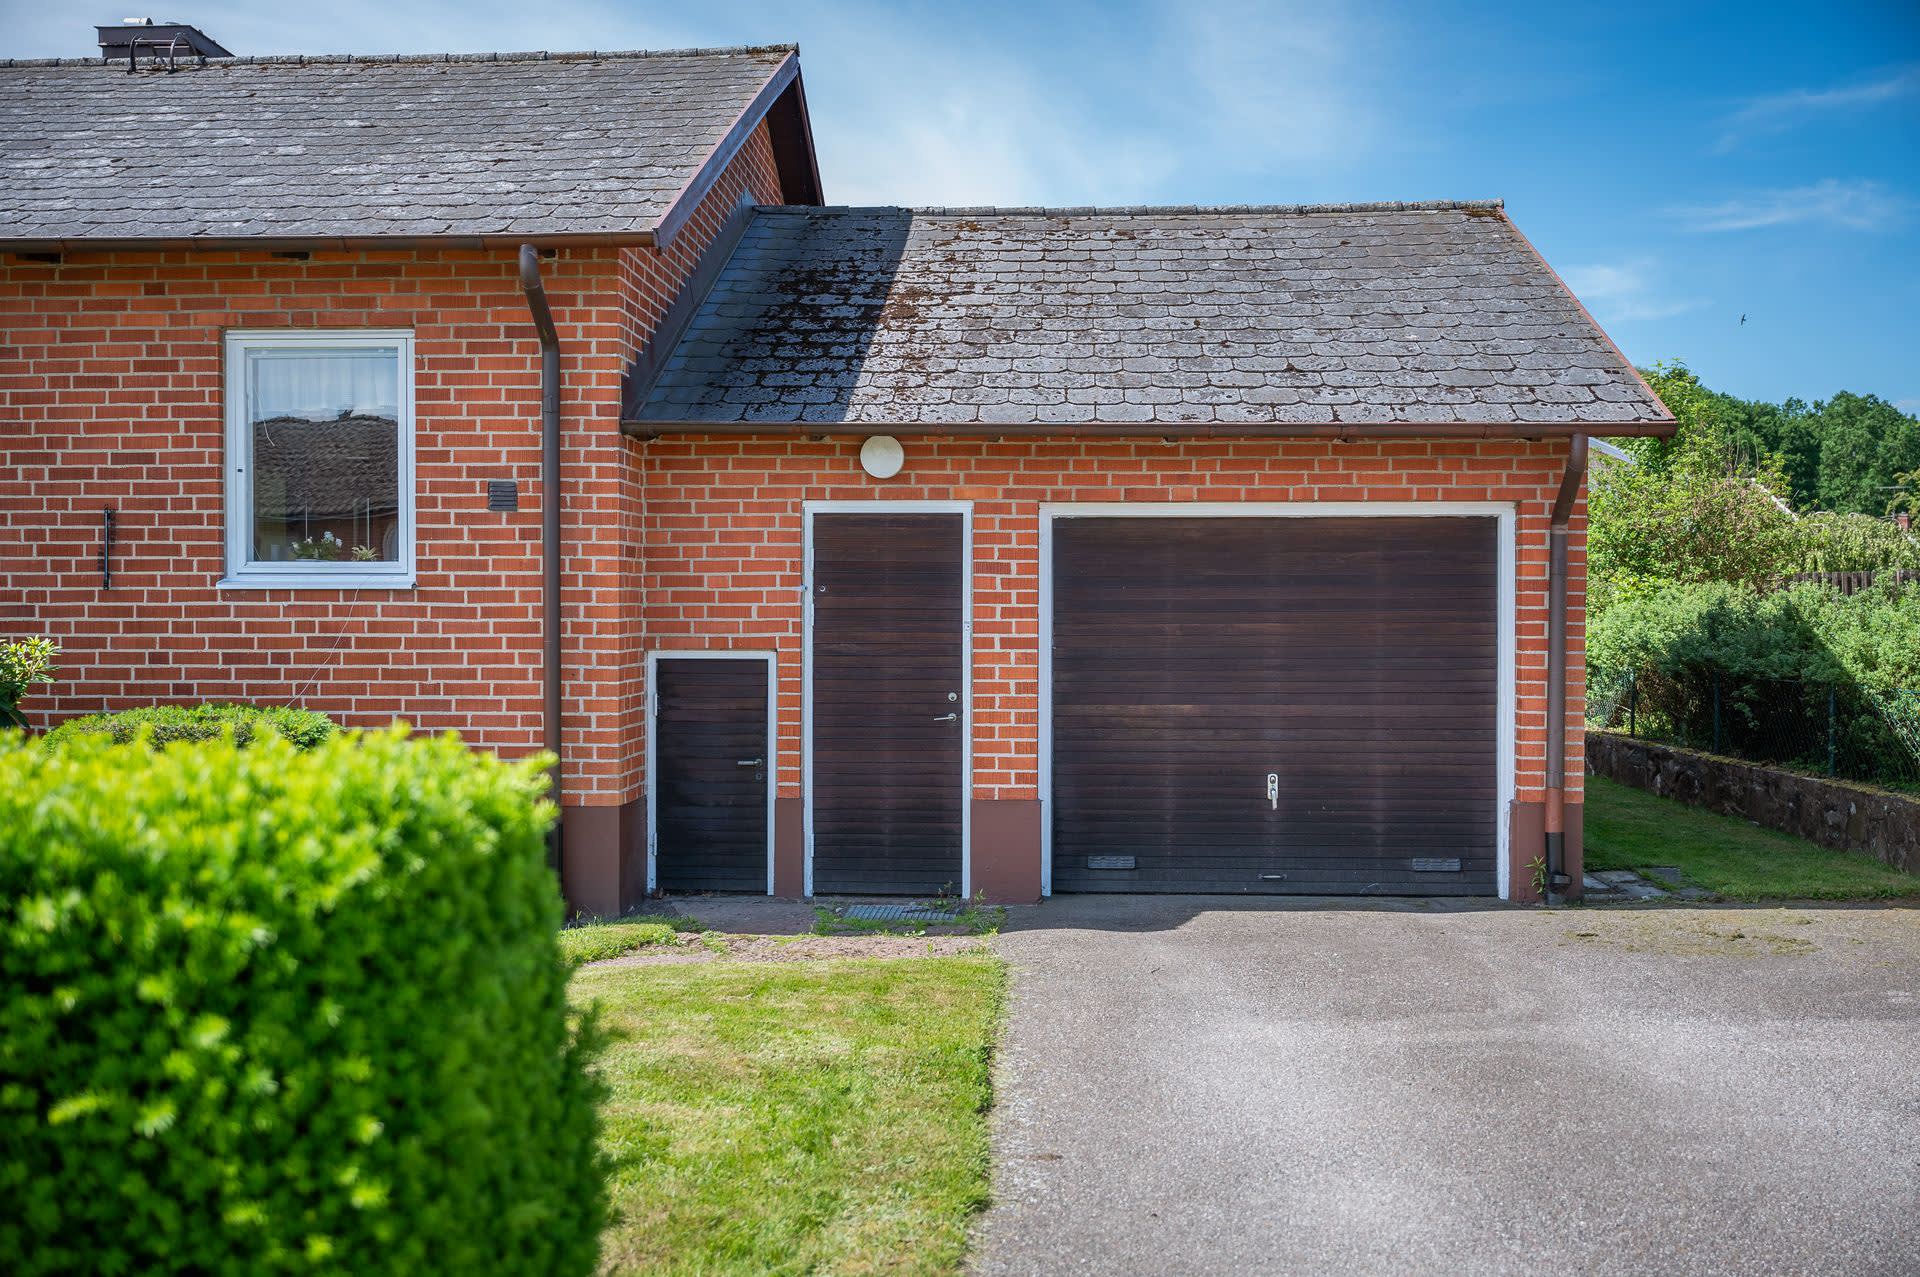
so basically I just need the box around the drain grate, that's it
[841,903,961,923]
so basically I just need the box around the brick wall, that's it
[0,122,785,817]
[635,435,1589,899]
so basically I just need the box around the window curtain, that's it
[247,346,400,421]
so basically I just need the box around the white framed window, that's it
[221,330,416,589]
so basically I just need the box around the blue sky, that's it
[8,1,1917,409]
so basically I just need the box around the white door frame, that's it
[644,649,779,896]
[802,500,974,898]
[1037,501,1518,900]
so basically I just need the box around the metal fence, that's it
[1587,664,1920,791]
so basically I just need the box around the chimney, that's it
[96,18,233,63]
[1898,512,1913,534]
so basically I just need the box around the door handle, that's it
[934,713,958,722]
[1266,773,1279,810]
[736,758,764,766]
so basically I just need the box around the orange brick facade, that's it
[0,123,784,818]
[636,436,1586,903]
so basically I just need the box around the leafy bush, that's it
[1785,511,1920,573]
[1589,580,1920,690]
[0,638,57,729]
[0,728,606,1276]
[41,702,338,751]
[1588,580,1920,787]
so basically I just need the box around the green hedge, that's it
[1589,580,1920,690]
[40,703,339,750]
[0,728,606,1276]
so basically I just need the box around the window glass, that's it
[245,345,402,564]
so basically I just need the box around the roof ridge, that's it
[751,200,1505,217]
[0,42,797,70]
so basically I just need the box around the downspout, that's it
[519,244,564,872]
[1543,433,1588,904]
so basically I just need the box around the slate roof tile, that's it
[632,204,1670,428]
[0,46,792,244]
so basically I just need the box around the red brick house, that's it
[2,30,1673,913]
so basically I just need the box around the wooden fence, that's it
[1770,568,1920,596]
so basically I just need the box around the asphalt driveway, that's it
[972,897,1920,1276]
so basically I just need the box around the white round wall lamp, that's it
[859,435,905,480]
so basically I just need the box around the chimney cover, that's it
[97,20,233,61]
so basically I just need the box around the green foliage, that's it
[1589,579,1920,690]
[1592,364,1920,592]
[0,638,57,730]
[1786,511,1920,573]
[0,728,606,1276]
[41,703,339,751]
[1633,363,1920,515]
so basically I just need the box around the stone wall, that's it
[1586,731,1918,874]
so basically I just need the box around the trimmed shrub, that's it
[0,728,606,1276]
[40,702,338,751]
[0,637,57,729]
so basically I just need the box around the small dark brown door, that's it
[1050,516,1498,895]
[809,512,965,895]
[652,656,770,893]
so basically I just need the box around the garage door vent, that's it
[1086,855,1136,871]
[1411,857,1463,873]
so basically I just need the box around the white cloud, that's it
[1559,258,1701,323]
[1669,179,1905,232]
[1150,0,1383,172]
[1717,66,1920,150]
[809,0,1386,206]
[810,47,1177,207]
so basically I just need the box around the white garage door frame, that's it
[1037,501,1518,900]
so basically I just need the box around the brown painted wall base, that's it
[1587,731,1919,874]
[561,800,646,919]
[773,797,805,897]
[971,798,1044,903]
[1508,800,1584,903]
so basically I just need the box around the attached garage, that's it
[1043,506,1513,897]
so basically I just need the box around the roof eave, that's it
[622,418,1679,441]
[2,229,656,255]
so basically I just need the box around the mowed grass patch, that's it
[573,955,1005,1276]
[560,916,700,965]
[1585,775,1920,901]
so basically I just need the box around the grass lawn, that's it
[1584,775,1920,900]
[559,916,704,964]
[573,954,1005,1276]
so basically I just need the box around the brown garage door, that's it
[1050,515,1499,895]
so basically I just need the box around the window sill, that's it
[218,573,416,591]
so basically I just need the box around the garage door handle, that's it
[934,713,959,722]
[736,758,764,766]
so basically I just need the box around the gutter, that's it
[518,244,564,871]
[623,419,1676,441]
[1543,433,1587,904]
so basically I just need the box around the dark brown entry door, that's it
[810,512,965,895]
[652,656,770,893]
[1050,516,1498,895]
